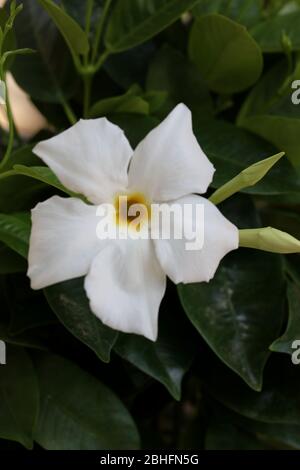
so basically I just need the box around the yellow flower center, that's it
[114,192,151,228]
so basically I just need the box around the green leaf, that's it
[0,147,50,213]
[13,165,77,197]
[189,14,263,94]
[271,280,300,354]
[105,0,200,52]
[38,0,89,56]
[115,308,195,400]
[193,0,262,28]
[33,353,140,449]
[0,48,35,68]
[12,0,79,103]
[45,278,118,363]
[89,85,149,118]
[239,227,300,253]
[208,405,300,450]
[209,152,285,205]
[146,44,213,115]
[207,355,300,424]
[237,59,300,167]
[205,415,266,450]
[109,114,160,147]
[0,244,26,274]
[0,212,31,258]
[178,249,285,390]
[0,346,39,448]
[251,10,300,52]
[193,118,300,195]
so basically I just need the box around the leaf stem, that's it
[92,0,112,63]
[83,75,92,118]
[85,0,95,38]
[0,169,16,180]
[60,94,77,125]
[0,73,15,171]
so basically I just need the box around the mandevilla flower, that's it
[28,104,238,341]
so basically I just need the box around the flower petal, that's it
[84,238,166,341]
[28,196,103,289]
[153,195,239,284]
[33,118,133,204]
[128,103,215,201]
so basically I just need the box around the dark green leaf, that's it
[237,60,300,167]
[89,85,149,117]
[0,212,31,258]
[0,244,27,274]
[115,307,196,400]
[189,14,263,93]
[34,353,140,449]
[38,0,89,56]
[13,165,77,197]
[109,114,160,147]
[0,346,39,448]
[12,0,78,102]
[193,0,262,28]
[193,118,300,194]
[205,415,266,450]
[271,280,300,354]
[178,249,285,390]
[251,11,300,52]
[207,355,300,424]
[146,44,213,115]
[45,277,118,363]
[105,0,200,52]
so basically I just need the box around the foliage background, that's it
[0,0,300,450]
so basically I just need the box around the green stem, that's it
[94,50,110,72]
[60,95,77,125]
[83,75,92,118]
[0,169,16,180]
[92,0,112,63]
[0,73,15,171]
[85,0,95,37]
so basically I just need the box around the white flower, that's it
[28,104,238,341]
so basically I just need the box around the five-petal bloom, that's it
[28,104,238,341]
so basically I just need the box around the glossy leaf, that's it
[12,0,78,102]
[0,346,39,448]
[189,14,263,93]
[38,0,89,56]
[0,212,31,258]
[0,244,27,274]
[193,118,300,194]
[271,280,300,354]
[178,249,285,390]
[34,353,140,449]
[207,356,300,424]
[89,86,149,117]
[205,415,266,450]
[251,11,300,52]
[146,44,213,115]
[45,278,118,363]
[115,308,196,400]
[13,165,77,197]
[237,59,300,167]
[105,0,200,52]
[193,0,262,28]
